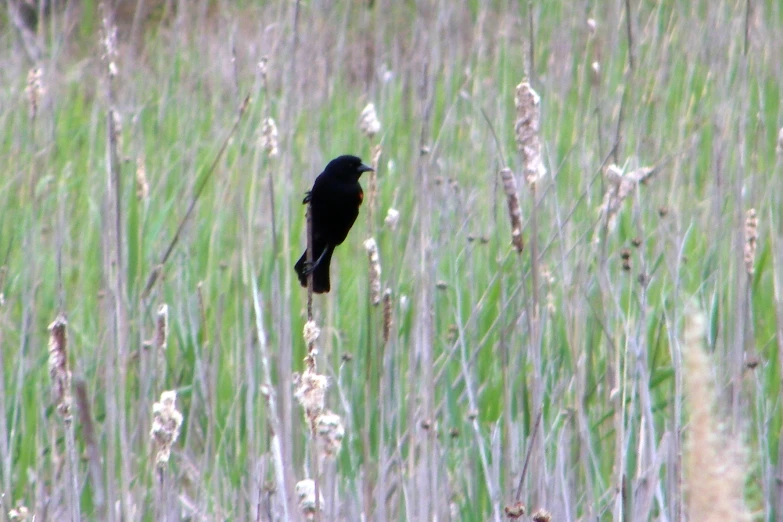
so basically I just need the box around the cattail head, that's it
[504,502,526,519]
[155,304,169,350]
[532,509,552,522]
[500,168,524,253]
[744,208,758,275]
[260,117,279,158]
[382,288,393,343]
[135,156,149,200]
[8,506,30,521]
[303,319,320,347]
[315,410,345,461]
[683,308,750,521]
[26,66,44,121]
[384,208,400,230]
[48,314,72,419]
[150,390,183,468]
[364,238,382,305]
[514,81,546,186]
[294,367,328,419]
[359,102,382,139]
[295,479,324,520]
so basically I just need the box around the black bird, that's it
[294,155,374,293]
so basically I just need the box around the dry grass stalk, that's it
[744,208,758,275]
[364,238,382,305]
[598,164,655,232]
[135,156,149,200]
[514,81,546,186]
[359,102,382,139]
[683,309,750,521]
[382,288,393,343]
[25,66,44,121]
[100,10,119,78]
[500,168,524,253]
[260,117,279,158]
[150,390,183,468]
[296,479,324,521]
[48,315,72,418]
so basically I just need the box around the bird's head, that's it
[325,155,374,181]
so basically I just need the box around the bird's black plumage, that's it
[294,155,373,293]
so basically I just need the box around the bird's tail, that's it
[294,244,334,293]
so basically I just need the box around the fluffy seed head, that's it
[514,81,546,185]
[294,368,329,418]
[384,208,400,230]
[303,320,320,346]
[364,238,382,305]
[26,66,44,120]
[260,117,279,158]
[296,479,324,520]
[8,506,30,521]
[359,102,382,139]
[150,390,183,468]
[315,410,345,460]
[48,314,71,418]
[532,509,552,522]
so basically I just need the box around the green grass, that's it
[1,0,782,520]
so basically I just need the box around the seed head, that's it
[382,288,393,343]
[26,66,44,121]
[384,208,400,230]
[359,102,382,139]
[500,168,524,253]
[303,319,320,346]
[48,314,71,418]
[260,117,279,158]
[296,479,324,520]
[315,409,345,460]
[294,367,329,418]
[150,390,183,468]
[364,238,382,305]
[514,81,546,185]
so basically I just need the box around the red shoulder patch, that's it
[358,190,364,204]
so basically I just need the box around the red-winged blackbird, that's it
[294,155,374,293]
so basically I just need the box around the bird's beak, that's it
[358,163,374,173]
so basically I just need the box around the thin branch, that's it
[142,95,251,298]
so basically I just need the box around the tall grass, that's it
[1,0,782,520]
